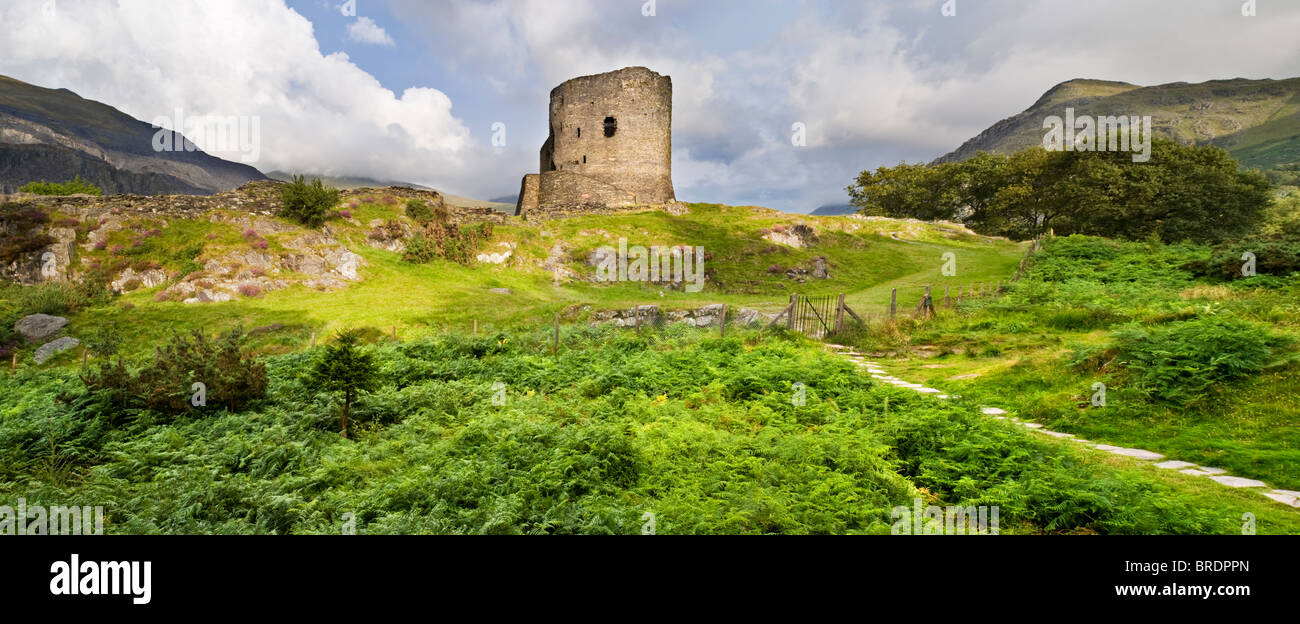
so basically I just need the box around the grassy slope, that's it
[842,237,1300,497]
[27,200,1024,359]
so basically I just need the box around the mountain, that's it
[264,170,433,191]
[811,203,856,216]
[266,171,514,214]
[935,77,1300,171]
[0,74,265,195]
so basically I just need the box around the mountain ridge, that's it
[935,76,1300,172]
[0,74,265,194]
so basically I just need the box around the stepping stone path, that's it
[825,344,1300,511]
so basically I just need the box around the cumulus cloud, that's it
[347,16,395,46]
[0,0,505,197]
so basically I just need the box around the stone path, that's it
[825,344,1300,510]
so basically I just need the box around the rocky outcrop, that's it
[476,242,516,265]
[110,267,169,293]
[154,230,364,303]
[762,223,819,249]
[15,314,68,343]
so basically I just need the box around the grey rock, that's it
[34,337,80,364]
[812,256,830,279]
[1208,475,1267,488]
[489,288,512,295]
[15,314,68,343]
[1094,445,1164,461]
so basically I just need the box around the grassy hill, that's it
[937,77,1300,174]
[5,197,1024,358]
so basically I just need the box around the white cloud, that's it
[347,16,395,46]
[0,0,509,198]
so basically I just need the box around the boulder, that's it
[111,267,169,293]
[15,314,68,343]
[34,337,79,364]
[812,257,830,279]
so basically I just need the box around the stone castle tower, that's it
[515,67,675,216]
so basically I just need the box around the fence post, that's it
[944,285,951,308]
[310,330,316,347]
[787,294,796,330]
[554,311,560,353]
[634,306,641,334]
[720,304,728,338]
[473,320,477,336]
[834,294,846,334]
[890,288,897,319]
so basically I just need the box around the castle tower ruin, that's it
[515,67,675,216]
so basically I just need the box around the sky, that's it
[0,0,1298,212]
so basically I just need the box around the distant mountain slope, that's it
[0,74,265,194]
[935,77,1300,170]
[811,203,855,216]
[265,171,514,214]
[264,170,433,191]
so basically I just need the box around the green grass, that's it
[840,235,1300,495]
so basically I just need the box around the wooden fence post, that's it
[787,294,797,330]
[553,312,560,353]
[392,326,398,341]
[473,320,477,336]
[310,330,316,347]
[944,286,951,308]
[634,306,641,334]
[890,288,897,319]
[720,304,729,338]
[834,294,846,335]
[12,352,17,371]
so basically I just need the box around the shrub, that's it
[401,220,492,266]
[1074,316,1292,405]
[237,284,262,298]
[278,175,339,228]
[79,327,268,417]
[0,203,54,265]
[20,175,103,196]
[1189,234,1300,280]
[405,199,433,225]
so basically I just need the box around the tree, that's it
[846,140,1274,243]
[310,329,380,439]
[278,175,339,228]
